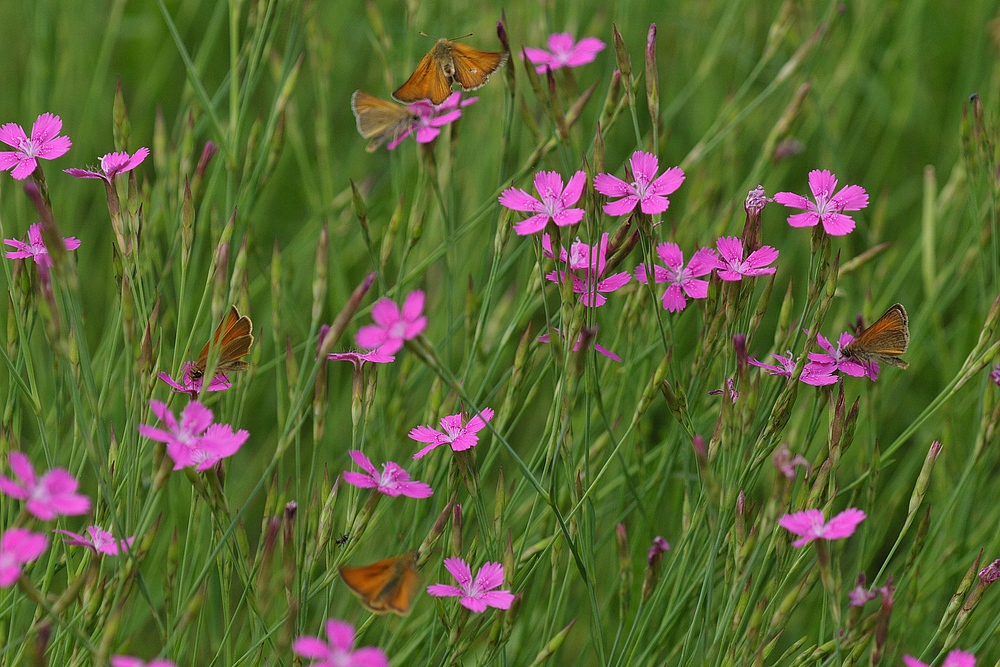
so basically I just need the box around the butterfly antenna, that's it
[449,32,474,41]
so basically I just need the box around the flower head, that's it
[522,33,605,71]
[499,170,586,236]
[427,557,515,612]
[801,332,877,386]
[355,290,427,355]
[0,528,48,587]
[713,236,777,281]
[138,400,248,471]
[387,93,477,150]
[65,147,149,183]
[773,169,869,236]
[343,450,433,498]
[0,113,72,180]
[903,650,976,667]
[54,525,134,556]
[293,618,388,667]
[110,658,179,667]
[4,223,81,268]
[0,452,91,520]
[409,408,494,459]
[647,536,670,565]
[157,361,232,397]
[749,351,797,378]
[779,508,866,548]
[635,242,718,312]
[319,324,395,367]
[544,233,631,307]
[538,327,620,362]
[594,151,684,217]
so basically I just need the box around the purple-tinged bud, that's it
[733,334,748,376]
[642,536,670,602]
[979,558,1000,583]
[991,364,1000,387]
[741,185,769,253]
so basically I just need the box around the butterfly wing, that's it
[193,306,253,377]
[393,48,453,105]
[351,91,416,152]
[853,303,909,354]
[339,552,419,616]
[449,41,507,91]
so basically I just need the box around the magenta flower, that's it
[0,528,48,586]
[544,233,631,307]
[64,147,149,183]
[0,452,91,521]
[801,332,877,386]
[54,525,134,556]
[0,113,72,180]
[522,33,605,72]
[713,236,778,281]
[5,223,81,268]
[427,557,515,612]
[772,443,810,479]
[991,363,1000,387]
[635,242,718,312]
[499,170,586,236]
[773,169,869,236]
[903,650,976,667]
[138,400,249,471]
[157,362,231,397]
[748,352,797,377]
[848,583,876,607]
[343,450,433,499]
[110,658,179,667]
[292,618,388,667]
[319,324,395,366]
[779,508,866,548]
[647,536,671,564]
[538,328,621,362]
[409,408,494,459]
[594,151,684,216]
[355,290,427,355]
[387,93,477,150]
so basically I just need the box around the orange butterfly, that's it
[393,38,508,105]
[339,551,420,616]
[189,306,254,380]
[351,91,419,153]
[842,303,909,369]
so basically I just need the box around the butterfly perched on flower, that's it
[190,306,254,381]
[338,550,420,616]
[393,37,507,105]
[842,303,909,369]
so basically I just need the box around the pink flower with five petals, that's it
[342,450,433,498]
[0,452,91,520]
[779,507,866,548]
[0,113,72,180]
[65,147,149,183]
[55,525,135,556]
[409,408,494,459]
[544,233,631,307]
[635,242,719,312]
[801,331,877,386]
[713,236,778,281]
[387,93,477,150]
[292,618,388,667]
[157,361,232,398]
[594,151,684,216]
[522,33,605,72]
[773,169,869,236]
[355,290,427,356]
[499,170,586,236]
[4,223,81,268]
[426,557,515,612]
[0,528,48,587]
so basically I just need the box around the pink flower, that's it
[387,93,477,150]
[544,233,631,307]
[409,408,494,459]
[0,528,48,586]
[772,443,810,479]
[110,658,179,667]
[4,222,81,268]
[157,362,232,397]
[647,536,670,564]
[635,243,718,312]
[848,583,876,607]
[292,618,388,667]
[499,170,586,235]
[538,328,620,362]
[355,290,427,355]
[426,557,515,612]
[903,650,976,667]
[522,33,605,72]
[991,363,1000,387]
[0,452,91,520]
[748,351,797,377]
[779,507,866,548]
[713,236,778,281]
[138,400,249,471]
[54,525,134,556]
[0,113,72,180]
[801,332,876,386]
[773,169,869,236]
[594,151,684,216]
[343,450,433,499]
[64,147,149,183]
[319,324,395,367]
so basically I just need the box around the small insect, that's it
[393,37,508,105]
[350,91,419,153]
[338,550,420,616]
[335,533,350,547]
[842,303,909,369]
[190,306,254,381]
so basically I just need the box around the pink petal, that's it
[513,214,550,235]
[821,212,856,236]
[552,208,584,227]
[942,650,976,667]
[370,297,401,328]
[324,618,356,652]
[443,556,473,587]
[428,109,462,127]
[291,636,330,659]
[597,271,631,293]
[603,196,639,216]
[180,401,214,437]
[521,46,552,65]
[121,147,150,173]
[679,278,709,299]
[0,151,21,171]
[459,596,489,612]
[478,590,516,609]
[408,425,443,443]
[30,113,63,144]
[593,342,621,362]
[902,658,928,667]
[560,171,587,207]
[547,32,576,53]
[715,236,744,264]
[402,316,427,340]
[10,157,38,180]
[565,37,605,66]
[351,647,389,667]
[465,408,495,433]
[412,442,440,459]
[661,285,687,312]
[401,290,425,323]
[579,291,607,307]
[473,561,506,591]
[831,184,868,211]
[822,508,865,539]
[778,509,824,537]
[716,270,745,282]
[807,169,838,200]
[415,126,442,143]
[772,191,812,210]
[629,151,660,185]
[63,237,81,251]
[7,452,35,487]
[745,246,778,269]
[355,324,391,351]
[397,480,433,498]
[786,212,820,228]
[37,135,71,160]
[687,248,721,275]
[0,123,27,149]
[655,242,683,270]
[533,171,565,202]
[449,433,478,452]
[593,173,631,197]
[635,263,669,284]
[347,450,378,476]
[647,166,685,197]
[427,583,463,597]
[639,194,670,215]
[498,187,542,212]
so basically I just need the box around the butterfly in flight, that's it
[338,550,420,616]
[393,37,507,105]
